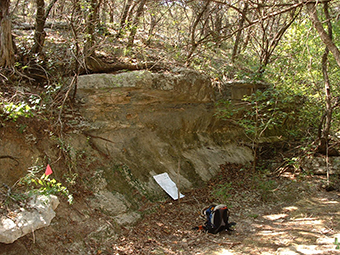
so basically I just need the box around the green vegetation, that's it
[20,163,73,204]
[0,0,339,206]
[1,101,33,121]
[0,162,73,214]
[335,238,340,249]
[1,1,338,149]
[211,182,233,202]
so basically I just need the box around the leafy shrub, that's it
[20,164,73,204]
[216,86,310,141]
[1,101,33,121]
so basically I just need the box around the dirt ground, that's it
[107,164,340,255]
[1,162,340,255]
[1,25,340,255]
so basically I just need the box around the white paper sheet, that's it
[153,173,185,200]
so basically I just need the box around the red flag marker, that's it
[45,164,53,176]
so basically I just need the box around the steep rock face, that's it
[0,69,252,224]
[0,70,253,250]
[70,70,253,220]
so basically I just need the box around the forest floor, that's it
[110,163,340,255]
[1,138,339,255]
[1,28,340,255]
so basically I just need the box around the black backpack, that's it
[201,204,235,234]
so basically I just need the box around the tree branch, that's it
[306,1,340,68]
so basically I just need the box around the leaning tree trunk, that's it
[127,0,147,48]
[232,2,248,63]
[0,0,15,68]
[307,3,340,68]
[307,2,340,155]
[117,0,133,38]
[186,0,211,64]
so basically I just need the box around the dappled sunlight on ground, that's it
[14,163,335,255]
[319,198,340,205]
[233,191,340,254]
[263,213,288,221]
[283,206,299,212]
[214,248,237,255]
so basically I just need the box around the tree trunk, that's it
[321,2,332,142]
[0,0,15,68]
[127,0,147,48]
[232,2,248,62]
[117,0,133,38]
[307,2,340,157]
[257,8,300,76]
[31,0,58,55]
[145,13,156,46]
[84,0,101,70]
[306,2,340,68]
[186,0,211,63]
[314,2,339,158]
[31,0,46,54]
[84,0,100,54]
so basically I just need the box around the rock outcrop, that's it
[67,69,253,223]
[0,194,59,244]
[0,69,254,248]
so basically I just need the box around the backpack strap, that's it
[194,204,236,233]
[204,205,216,231]
[206,204,232,234]
[214,204,228,210]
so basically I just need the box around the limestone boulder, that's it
[0,194,59,244]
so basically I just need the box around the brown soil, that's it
[109,164,340,255]
[1,162,340,255]
[0,112,339,255]
[1,29,340,255]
